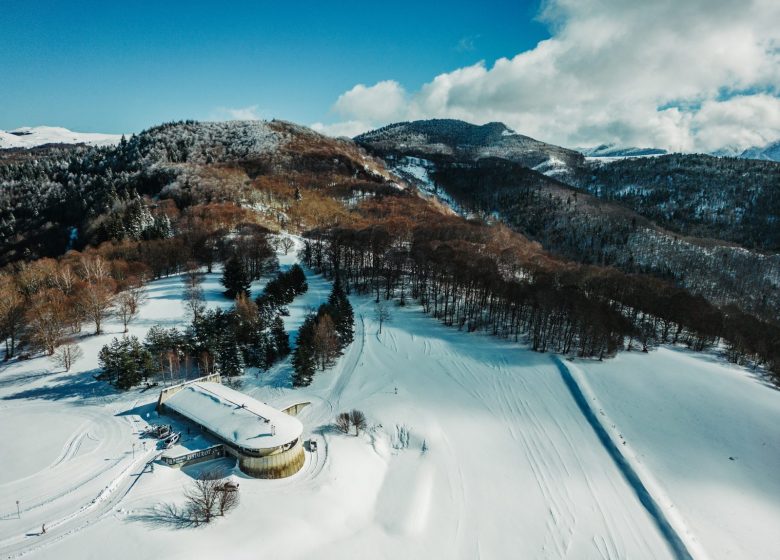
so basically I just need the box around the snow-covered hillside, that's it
[579,144,668,158]
[0,126,123,149]
[739,140,780,162]
[1,238,778,559]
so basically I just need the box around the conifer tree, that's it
[221,255,251,300]
[291,314,316,387]
[327,276,354,346]
[271,315,291,357]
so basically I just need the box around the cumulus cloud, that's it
[316,0,780,152]
[333,80,408,122]
[213,105,262,121]
[310,120,372,138]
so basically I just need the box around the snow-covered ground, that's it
[570,349,780,559]
[0,127,123,149]
[1,237,778,559]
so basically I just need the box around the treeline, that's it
[301,213,780,383]
[576,154,780,251]
[426,157,780,323]
[292,278,354,387]
[0,218,276,365]
[97,265,307,390]
[0,120,387,265]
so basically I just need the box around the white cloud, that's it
[333,80,408,123]
[213,105,262,121]
[310,120,372,138]
[316,0,780,152]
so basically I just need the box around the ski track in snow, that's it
[553,356,695,560]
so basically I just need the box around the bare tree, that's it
[216,482,240,516]
[279,237,295,255]
[350,409,367,436]
[335,412,351,434]
[184,283,206,320]
[116,283,147,333]
[0,273,25,359]
[183,469,222,525]
[78,278,116,335]
[312,314,339,370]
[80,255,111,282]
[25,289,67,355]
[51,340,83,372]
[374,300,391,334]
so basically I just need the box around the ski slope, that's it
[1,237,777,559]
[572,349,780,559]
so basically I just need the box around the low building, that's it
[158,378,305,479]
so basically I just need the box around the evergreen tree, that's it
[221,255,250,299]
[327,276,354,347]
[288,264,308,295]
[271,315,291,357]
[98,336,155,390]
[216,336,245,377]
[291,314,316,387]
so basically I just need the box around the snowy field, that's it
[0,126,122,149]
[1,237,778,559]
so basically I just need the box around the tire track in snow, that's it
[552,356,696,560]
[0,450,158,559]
[328,312,365,411]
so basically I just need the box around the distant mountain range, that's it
[578,144,668,158]
[738,140,780,161]
[0,126,123,149]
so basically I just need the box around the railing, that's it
[161,444,225,466]
[156,373,222,409]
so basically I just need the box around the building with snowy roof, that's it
[157,377,305,478]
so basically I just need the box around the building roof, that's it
[163,381,303,451]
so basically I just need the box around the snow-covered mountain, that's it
[355,119,584,174]
[739,139,780,162]
[579,143,667,158]
[0,126,123,149]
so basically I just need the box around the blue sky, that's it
[0,0,547,133]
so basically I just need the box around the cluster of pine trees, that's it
[97,266,308,390]
[292,277,354,387]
